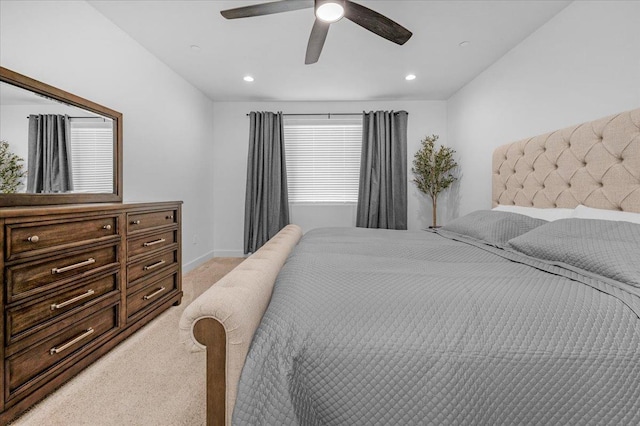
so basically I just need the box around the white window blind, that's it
[69,119,113,193]
[284,116,362,203]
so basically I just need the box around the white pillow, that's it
[573,205,640,224]
[492,205,574,221]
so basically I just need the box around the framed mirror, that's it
[0,66,122,207]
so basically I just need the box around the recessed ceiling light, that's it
[190,45,201,51]
[316,2,344,23]
[405,74,417,81]
[459,41,470,47]
[243,75,255,82]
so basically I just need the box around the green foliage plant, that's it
[0,140,27,194]
[412,135,458,228]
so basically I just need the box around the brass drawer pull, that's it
[49,328,94,355]
[52,258,96,274]
[51,289,95,310]
[27,235,40,243]
[103,224,112,230]
[143,238,166,247]
[131,220,141,225]
[166,215,174,220]
[143,260,165,271]
[143,287,166,300]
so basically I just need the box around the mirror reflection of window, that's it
[0,80,115,194]
[70,118,113,193]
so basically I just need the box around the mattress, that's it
[232,215,640,425]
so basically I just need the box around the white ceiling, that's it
[89,0,571,102]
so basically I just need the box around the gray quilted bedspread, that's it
[233,226,640,425]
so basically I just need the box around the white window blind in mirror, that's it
[69,119,113,193]
[284,116,362,203]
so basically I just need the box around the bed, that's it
[180,108,640,425]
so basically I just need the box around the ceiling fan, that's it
[220,0,413,64]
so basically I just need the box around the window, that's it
[283,116,362,203]
[69,119,113,193]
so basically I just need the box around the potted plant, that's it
[412,134,458,228]
[0,140,27,194]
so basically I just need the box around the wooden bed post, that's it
[193,318,227,426]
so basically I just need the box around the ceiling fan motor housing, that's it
[315,0,346,8]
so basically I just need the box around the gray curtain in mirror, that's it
[27,114,73,193]
[244,112,290,254]
[357,110,408,229]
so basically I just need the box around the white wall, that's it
[0,0,215,271]
[447,0,640,215]
[212,101,447,256]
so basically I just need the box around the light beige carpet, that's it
[10,257,245,426]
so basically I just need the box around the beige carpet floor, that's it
[10,257,245,426]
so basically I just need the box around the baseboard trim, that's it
[182,250,216,273]
[213,250,246,258]
[182,250,247,273]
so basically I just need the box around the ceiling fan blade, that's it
[221,0,313,19]
[343,0,412,45]
[305,19,330,64]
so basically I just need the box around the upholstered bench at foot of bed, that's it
[178,224,303,426]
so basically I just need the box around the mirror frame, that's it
[0,66,123,207]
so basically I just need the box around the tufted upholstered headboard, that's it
[492,108,640,213]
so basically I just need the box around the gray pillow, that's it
[508,218,640,287]
[441,210,547,247]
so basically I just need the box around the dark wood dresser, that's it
[0,201,182,423]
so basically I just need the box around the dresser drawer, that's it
[127,229,177,260]
[6,304,118,396]
[127,249,177,284]
[127,209,177,234]
[127,273,178,319]
[6,215,118,261]
[6,245,119,303]
[6,272,118,343]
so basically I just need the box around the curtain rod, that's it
[245,112,361,117]
[26,116,109,120]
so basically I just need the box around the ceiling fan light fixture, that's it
[220,0,413,64]
[316,2,344,23]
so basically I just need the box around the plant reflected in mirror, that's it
[0,140,27,194]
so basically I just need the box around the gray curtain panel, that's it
[27,114,73,193]
[357,110,408,229]
[244,111,290,254]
